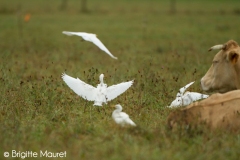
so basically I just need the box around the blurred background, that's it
[0,0,240,159]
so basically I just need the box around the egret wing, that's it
[91,36,118,59]
[126,118,136,126]
[119,112,129,119]
[179,81,195,94]
[106,80,133,101]
[187,92,209,101]
[62,73,96,101]
[121,113,136,126]
[62,31,86,37]
[114,112,136,126]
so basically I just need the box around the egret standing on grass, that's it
[62,31,118,59]
[168,81,209,108]
[62,73,133,106]
[112,104,136,127]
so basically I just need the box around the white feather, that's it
[62,73,133,106]
[179,81,194,95]
[62,31,118,59]
[112,104,136,127]
[168,81,209,108]
[62,73,96,101]
[106,81,134,101]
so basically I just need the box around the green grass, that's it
[1,0,240,159]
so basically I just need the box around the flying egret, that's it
[62,31,118,59]
[168,81,209,108]
[112,104,136,127]
[62,73,133,106]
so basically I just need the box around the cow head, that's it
[201,40,240,93]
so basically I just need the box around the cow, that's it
[201,40,240,93]
[167,90,240,132]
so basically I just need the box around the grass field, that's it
[1,0,240,159]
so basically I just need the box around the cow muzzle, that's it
[200,77,210,92]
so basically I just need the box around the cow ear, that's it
[228,52,239,64]
[223,40,239,51]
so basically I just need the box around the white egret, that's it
[112,104,136,127]
[62,31,117,59]
[168,81,209,108]
[62,73,133,106]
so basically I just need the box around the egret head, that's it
[115,104,123,110]
[170,98,182,107]
[99,74,104,83]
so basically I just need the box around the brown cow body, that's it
[167,90,240,131]
[168,40,240,132]
[201,40,240,93]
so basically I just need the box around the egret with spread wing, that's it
[112,104,136,127]
[62,73,133,106]
[62,31,117,59]
[168,81,209,108]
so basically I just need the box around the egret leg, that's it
[90,105,92,120]
[97,107,101,112]
[102,105,107,115]
[96,106,106,115]
[83,101,87,113]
